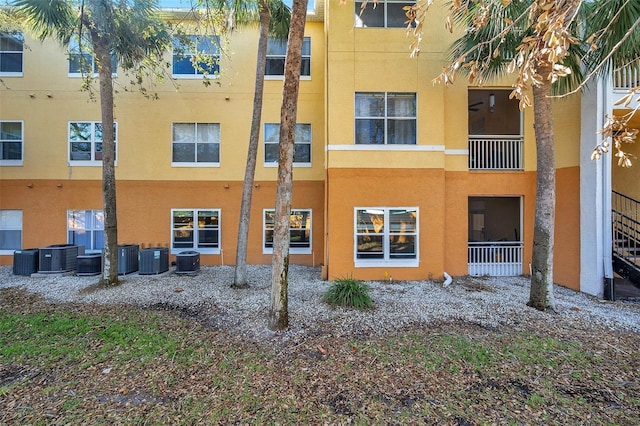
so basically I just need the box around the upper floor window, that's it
[0,210,22,253]
[265,37,310,78]
[68,38,117,77]
[171,209,220,254]
[355,207,418,267]
[0,121,23,166]
[263,209,312,254]
[355,92,416,145]
[69,122,117,166]
[264,123,311,166]
[172,35,220,78]
[354,1,415,28]
[172,123,220,166]
[0,32,23,76]
[68,210,104,252]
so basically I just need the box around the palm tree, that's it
[15,0,170,285]
[233,0,290,289]
[268,0,308,330]
[441,0,639,310]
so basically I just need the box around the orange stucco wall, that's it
[0,179,324,267]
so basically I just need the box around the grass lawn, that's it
[1,287,639,425]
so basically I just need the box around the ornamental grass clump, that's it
[323,277,374,310]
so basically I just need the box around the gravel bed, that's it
[2,265,640,342]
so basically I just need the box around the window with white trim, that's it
[0,121,23,165]
[355,92,416,145]
[69,122,117,165]
[264,123,311,166]
[67,210,104,252]
[265,37,310,78]
[355,207,418,266]
[0,32,23,76]
[355,1,416,28]
[68,38,117,77]
[171,209,220,254]
[172,35,220,77]
[264,209,312,254]
[172,123,220,166]
[0,210,22,253]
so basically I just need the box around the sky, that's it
[158,0,315,11]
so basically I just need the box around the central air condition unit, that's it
[139,247,169,275]
[118,244,139,275]
[13,248,39,276]
[38,244,85,273]
[175,251,200,274]
[76,253,102,276]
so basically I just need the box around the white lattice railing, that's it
[468,241,523,276]
[614,59,640,91]
[469,136,524,170]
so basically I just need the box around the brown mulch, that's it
[1,287,639,425]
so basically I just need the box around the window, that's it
[68,38,117,76]
[172,35,220,77]
[172,209,220,253]
[355,207,418,266]
[264,123,311,166]
[354,1,415,28]
[69,122,117,165]
[355,92,416,145]
[265,37,311,78]
[0,121,23,165]
[0,210,22,253]
[172,123,220,166]
[68,210,104,252]
[0,32,23,76]
[264,209,312,254]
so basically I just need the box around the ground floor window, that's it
[171,209,220,254]
[355,207,418,267]
[263,209,312,254]
[0,210,22,253]
[67,210,104,252]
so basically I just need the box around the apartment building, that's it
[1,0,637,295]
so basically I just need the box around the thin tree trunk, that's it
[92,31,118,286]
[233,0,270,289]
[529,63,556,311]
[268,0,308,331]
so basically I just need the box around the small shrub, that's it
[323,277,374,310]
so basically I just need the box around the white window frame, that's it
[68,121,118,166]
[171,123,221,167]
[171,209,221,254]
[355,92,417,145]
[354,0,417,28]
[67,209,104,253]
[265,36,311,80]
[354,207,419,267]
[0,31,24,77]
[67,38,117,77]
[264,123,312,167]
[172,35,221,79]
[263,209,312,254]
[0,120,24,166]
[0,210,22,254]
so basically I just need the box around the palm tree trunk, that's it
[528,63,556,311]
[268,0,308,330]
[91,31,118,286]
[233,0,271,289]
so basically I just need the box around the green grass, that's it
[323,276,374,310]
[1,303,637,425]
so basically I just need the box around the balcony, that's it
[613,59,640,110]
[468,135,524,170]
[468,241,523,276]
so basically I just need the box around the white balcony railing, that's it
[468,241,523,276]
[469,136,524,170]
[613,58,640,91]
